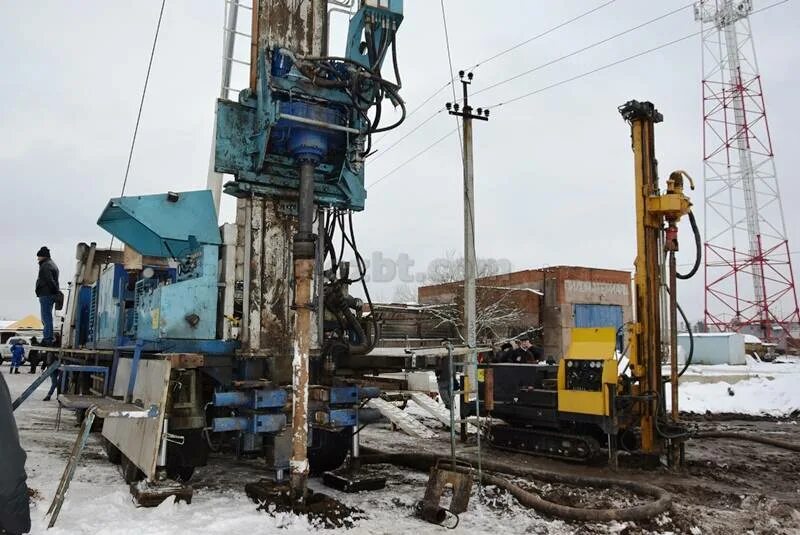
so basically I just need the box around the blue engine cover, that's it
[134,245,219,341]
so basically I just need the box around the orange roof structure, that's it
[6,315,43,330]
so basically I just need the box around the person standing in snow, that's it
[26,338,39,374]
[35,246,60,347]
[9,341,24,375]
[0,372,31,534]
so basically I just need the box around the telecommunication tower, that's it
[695,0,799,342]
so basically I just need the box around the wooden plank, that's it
[409,392,478,433]
[367,398,436,439]
[156,353,204,369]
[102,358,170,479]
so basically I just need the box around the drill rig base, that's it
[489,425,602,462]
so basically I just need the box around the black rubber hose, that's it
[693,431,800,452]
[391,30,402,89]
[360,451,672,522]
[676,300,693,377]
[676,211,701,280]
[661,285,693,382]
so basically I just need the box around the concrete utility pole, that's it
[446,72,489,405]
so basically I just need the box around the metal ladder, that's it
[45,399,159,528]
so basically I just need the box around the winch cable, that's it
[108,0,167,253]
[359,450,672,522]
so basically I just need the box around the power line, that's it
[486,32,700,109]
[368,0,790,190]
[464,0,617,72]
[370,107,445,163]
[367,129,458,189]
[372,1,616,151]
[109,0,167,252]
[440,0,464,162]
[486,0,789,110]
[372,82,450,146]
[372,2,692,163]
[471,2,694,99]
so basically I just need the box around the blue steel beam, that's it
[213,388,287,409]
[212,413,286,433]
[12,360,61,411]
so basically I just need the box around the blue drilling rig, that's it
[46,0,420,509]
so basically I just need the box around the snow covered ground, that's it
[665,355,800,417]
[3,368,584,535]
[4,356,800,534]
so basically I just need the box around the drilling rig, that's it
[477,101,698,467]
[51,0,414,509]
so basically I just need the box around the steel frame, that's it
[696,0,800,342]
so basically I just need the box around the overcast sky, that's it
[1,0,798,324]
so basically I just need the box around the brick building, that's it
[418,266,632,360]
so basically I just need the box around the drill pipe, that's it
[289,160,317,500]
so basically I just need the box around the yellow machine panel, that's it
[557,328,618,416]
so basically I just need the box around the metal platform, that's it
[58,394,158,419]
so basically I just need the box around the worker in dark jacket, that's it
[509,336,537,364]
[0,372,31,534]
[35,247,60,346]
[27,338,39,374]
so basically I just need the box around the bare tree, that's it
[425,288,525,342]
[420,252,525,342]
[391,283,418,304]
[426,249,509,285]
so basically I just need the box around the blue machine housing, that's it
[88,190,234,352]
[134,244,219,341]
[214,0,404,211]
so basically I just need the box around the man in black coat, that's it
[0,372,31,534]
[35,246,60,346]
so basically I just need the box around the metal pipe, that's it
[669,250,679,422]
[158,418,168,467]
[290,257,314,500]
[278,113,362,135]
[298,162,316,234]
[316,208,325,351]
[447,343,456,470]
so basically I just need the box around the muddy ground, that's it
[11,370,800,534]
[357,415,800,534]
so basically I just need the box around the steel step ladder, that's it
[45,399,159,528]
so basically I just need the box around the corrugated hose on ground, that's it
[360,450,672,522]
[693,431,800,452]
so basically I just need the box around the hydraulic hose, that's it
[676,210,701,280]
[360,450,672,522]
[693,431,800,453]
[661,286,694,382]
[675,300,693,377]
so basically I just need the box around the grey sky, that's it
[1,1,798,324]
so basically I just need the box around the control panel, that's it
[564,359,605,392]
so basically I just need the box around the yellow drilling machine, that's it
[476,100,700,467]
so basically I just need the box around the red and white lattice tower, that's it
[695,0,799,343]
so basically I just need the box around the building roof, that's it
[6,315,43,330]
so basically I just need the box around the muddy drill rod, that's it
[290,161,317,500]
